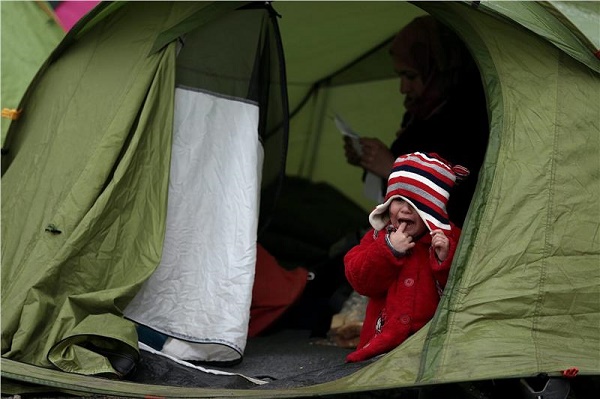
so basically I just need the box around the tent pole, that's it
[300,79,331,179]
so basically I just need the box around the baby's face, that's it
[388,198,427,237]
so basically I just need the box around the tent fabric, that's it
[418,1,600,383]
[123,3,284,365]
[2,0,286,377]
[1,0,599,397]
[548,1,600,52]
[124,87,263,363]
[472,1,600,73]
[1,2,181,375]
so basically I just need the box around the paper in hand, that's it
[334,114,363,156]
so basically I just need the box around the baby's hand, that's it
[388,222,416,254]
[430,229,450,262]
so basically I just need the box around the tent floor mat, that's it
[129,329,363,390]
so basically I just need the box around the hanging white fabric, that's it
[125,87,263,363]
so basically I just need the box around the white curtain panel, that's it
[125,87,263,362]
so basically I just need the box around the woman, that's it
[344,16,489,227]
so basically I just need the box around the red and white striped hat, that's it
[368,152,469,232]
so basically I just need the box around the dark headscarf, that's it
[390,16,474,119]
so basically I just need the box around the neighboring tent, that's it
[2,1,599,398]
[0,1,64,148]
[50,0,101,31]
[1,0,102,155]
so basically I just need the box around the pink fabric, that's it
[54,1,100,32]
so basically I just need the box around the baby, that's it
[344,152,468,362]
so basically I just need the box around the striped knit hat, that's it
[369,152,469,232]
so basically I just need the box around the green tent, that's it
[2,1,599,398]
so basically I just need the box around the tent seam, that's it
[530,52,562,372]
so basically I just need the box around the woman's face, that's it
[388,198,427,237]
[393,59,426,111]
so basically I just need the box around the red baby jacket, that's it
[344,224,460,362]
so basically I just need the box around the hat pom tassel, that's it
[452,164,470,184]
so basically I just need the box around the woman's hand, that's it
[430,229,450,262]
[359,138,395,178]
[343,136,362,166]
